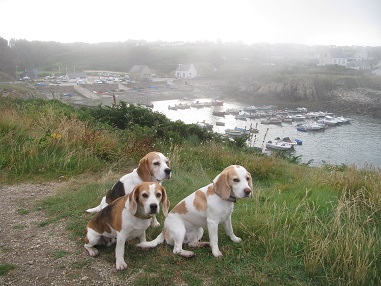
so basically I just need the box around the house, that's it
[318,46,372,70]
[318,48,348,67]
[64,72,87,82]
[175,64,198,79]
[347,60,371,71]
[128,65,152,82]
[23,68,39,79]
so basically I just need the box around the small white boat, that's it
[292,114,306,121]
[168,105,177,110]
[175,103,190,109]
[235,114,247,120]
[211,99,224,106]
[317,115,337,126]
[225,129,245,136]
[212,111,227,116]
[335,116,351,123]
[266,140,294,151]
[243,106,257,112]
[225,127,251,137]
[226,108,241,114]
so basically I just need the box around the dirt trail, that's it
[0,182,127,286]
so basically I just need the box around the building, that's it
[175,64,198,79]
[64,72,87,82]
[347,60,371,71]
[128,65,152,82]
[23,68,39,79]
[318,48,348,67]
[318,46,372,70]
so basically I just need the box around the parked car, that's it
[77,80,86,85]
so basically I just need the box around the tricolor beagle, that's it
[86,151,171,216]
[84,182,169,270]
[137,165,253,258]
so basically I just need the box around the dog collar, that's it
[213,184,237,203]
[226,195,237,203]
[134,210,154,219]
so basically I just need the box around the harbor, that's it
[151,98,381,169]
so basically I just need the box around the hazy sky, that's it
[1,0,380,46]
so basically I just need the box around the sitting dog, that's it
[86,151,171,219]
[84,182,169,270]
[137,165,252,258]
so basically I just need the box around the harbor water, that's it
[151,98,381,169]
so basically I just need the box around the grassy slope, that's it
[1,96,380,285]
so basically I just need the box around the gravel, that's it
[0,182,133,285]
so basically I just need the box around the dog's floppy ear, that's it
[160,185,170,217]
[247,171,253,190]
[213,169,231,200]
[128,185,139,215]
[137,154,152,182]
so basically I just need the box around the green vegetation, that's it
[0,264,16,276]
[1,97,380,285]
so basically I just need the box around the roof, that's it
[347,61,370,69]
[176,64,194,71]
[129,65,150,73]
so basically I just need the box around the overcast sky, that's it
[1,0,380,46]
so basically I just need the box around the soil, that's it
[0,182,131,286]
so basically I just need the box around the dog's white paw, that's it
[85,246,99,257]
[179,249,195,258]
[231,236,242,243]
[212,250,223,258]
[116,261,128,271]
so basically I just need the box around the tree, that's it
[0,37,16,79]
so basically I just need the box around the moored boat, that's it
[266,140,294,151]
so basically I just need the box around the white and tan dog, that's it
[86,151,171,214]
[84,182,169,270]
[137,165,253,258]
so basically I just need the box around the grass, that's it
[0,264,16,276]
[1,97,381,285]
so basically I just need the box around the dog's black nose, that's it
[150,203,158,212]
[165,168,171,175]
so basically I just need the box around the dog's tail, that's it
[136,232,164,248]
[85,196,107,213]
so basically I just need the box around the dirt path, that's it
[0,182,128,286]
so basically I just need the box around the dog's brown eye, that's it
[246,177,250,181]
[233,178,240,182]
[142,193,149,198]
[156,193,162,198]
[153,162,160,166]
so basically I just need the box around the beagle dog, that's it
[137,165,252,258]
[84,182,169,270]
[86,151,171,214]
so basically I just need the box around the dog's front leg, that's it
[138,231,146,243]
[150,215,160,227]
[223,214,242,243]
[115,235,128,270]
[207,218,222,257]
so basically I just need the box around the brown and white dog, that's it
[137,165,253,258]
[86,151,171,216]
[84,182,170,270]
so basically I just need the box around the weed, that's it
[0,264,16,276]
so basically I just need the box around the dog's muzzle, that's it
[150,203,158,214]
[165,168,172,178]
